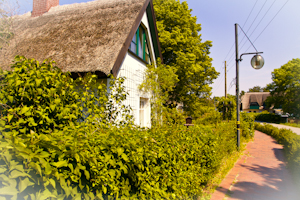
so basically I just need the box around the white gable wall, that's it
[113,12,156,128]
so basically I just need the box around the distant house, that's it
[241,92,271,113]
[0,0,163,127]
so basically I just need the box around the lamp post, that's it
[235,23,264,150]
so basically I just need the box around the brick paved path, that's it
[211,130,300,200]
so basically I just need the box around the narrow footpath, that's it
[211,130,300,200]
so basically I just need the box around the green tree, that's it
[214,95,236,121]
[265,58,300,117]
[247,85,269,92]
[153,0,219,112]
[139,59,181,126]
[0,0,18,48]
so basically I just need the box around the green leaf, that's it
[18,177,34,193]
[121,153,129,162]
[10,170,30,179]
[29,193,36,200]
[84,170,90,180]
[0,167,7,174]
[117,147,124,156]
[7,114,13,122]
[7,96,13,103]
[102,185,107,194]
[0,186,18,195]
[51,160,68,168]
[49,178,56,189]
[35,79,42,87]
[20,106,30,115]
[50,104,56,111]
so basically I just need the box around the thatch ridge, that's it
[0,0,147,75]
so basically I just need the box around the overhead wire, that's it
[240,0,268,45]
[222,0,258,63]
[239,0,277,52]
[228,0,268,71]
[244,0,289,52]
[253,0,289,43]
[213,0,270,95]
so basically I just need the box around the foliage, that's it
[240,112,255,140]
[282,123,300,128]
[254,111,281,123]
[153,0,219,112]
[185,98,215,120]
[0,56,255,199]
[265,58,300,117]
[214,95,236,121]
[0,56,133,136]
[0,119,255,199]
[194,110,222,126]
[255,123,300,185]
[247,85,269,92]
[139,59,179,126]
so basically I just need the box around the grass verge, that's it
[281,123,300,128]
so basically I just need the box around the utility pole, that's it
[235,23,240,151]
[225,61,227,99]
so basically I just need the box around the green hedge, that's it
[255,123,300,185]
[0,121,255,199]
[255,112,282,123]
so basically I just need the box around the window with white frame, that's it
[129,25,151,64]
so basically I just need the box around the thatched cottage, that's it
[241,92,271,113]
[0,0,163,127]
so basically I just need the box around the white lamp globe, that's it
[251,55,264,69]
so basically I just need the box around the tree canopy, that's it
[265,58,300,117]
[153,0,219,112]
[247,85,269,92]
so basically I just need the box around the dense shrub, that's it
[0,120,255,199]
[240,112,255,140]
[255,111,281,123]
[255,123,300,185]
[0,56,133,136]
[194,110,222,125]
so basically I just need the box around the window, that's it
[129,25,151,64]
[139,99,145,126]
[249,102,259,109]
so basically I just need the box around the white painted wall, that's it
[114,12,156,128]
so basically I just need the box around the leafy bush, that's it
[255,111,281,123]
[0,56,133,136]
[0,120,255,199]
[194,110,222,126]
[255,123,300,185]
[240,112,255,140]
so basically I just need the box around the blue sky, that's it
[16,0,300,97]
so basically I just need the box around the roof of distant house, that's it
[0,0,161,76]
[241,92,270,110]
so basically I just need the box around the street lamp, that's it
[235,23,264,150]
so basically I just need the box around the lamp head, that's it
[251,54,264,69]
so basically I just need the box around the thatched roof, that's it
[0,0,161,76]
[241,92,270,110]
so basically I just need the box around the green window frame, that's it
[129,25,151,64]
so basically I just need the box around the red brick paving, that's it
[210,130,300,200]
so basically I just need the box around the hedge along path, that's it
[211,130,300,200]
